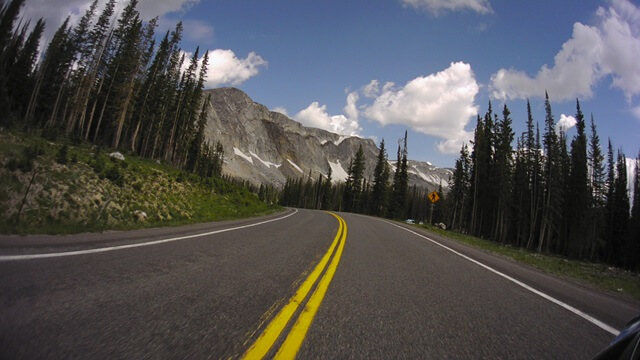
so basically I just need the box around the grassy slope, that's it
[417,223,640,302]
[0,130,280,235]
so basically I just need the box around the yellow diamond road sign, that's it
[428,191,440,204]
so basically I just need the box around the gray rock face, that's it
[203,87,452,190]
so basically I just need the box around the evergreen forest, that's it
[2,0,639,270]
[0,0,223,178]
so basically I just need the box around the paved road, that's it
[1,209,638,359]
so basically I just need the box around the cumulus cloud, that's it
[23,0,200,44]
[344,91,359,122]
[180,49,267,88]
[294,102,362,136]
[490,0,640,110]
[137,0,200,18]
[556,114,577,134]
[401,0,493,15]
[363,80,380,98]
[205,50,267,87]
[363,61,479,154]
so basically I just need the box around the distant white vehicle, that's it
[405,219,415,224]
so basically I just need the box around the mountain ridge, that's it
[202,87,452,190]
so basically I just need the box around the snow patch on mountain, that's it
[287,159,304,173]
[412,165,449,188]
[334,136,349,146]
[329,160,349,183]
[234,147,253,164]
[250,151,281,168]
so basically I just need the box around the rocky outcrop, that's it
[203,87,452,190]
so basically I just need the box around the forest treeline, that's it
[0,0,223,178]
[280,97,640,270]
[279,132,445,224]
[446,96,640,270]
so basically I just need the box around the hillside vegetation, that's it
[0,130,279,235]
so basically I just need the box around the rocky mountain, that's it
[202,87,453,190]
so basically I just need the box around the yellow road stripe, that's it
[242,212,345,359]
[274,214,347,359]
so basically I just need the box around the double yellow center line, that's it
[242,212,347,359]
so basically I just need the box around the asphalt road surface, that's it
[1,208,638,359]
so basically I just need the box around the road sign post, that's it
[427,191,440,225]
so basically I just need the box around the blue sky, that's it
[26,0,640,167]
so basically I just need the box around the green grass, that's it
[0,129,282,235]
[416,224,640,302]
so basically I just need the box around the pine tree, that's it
[370,139,390,216]
[538,92,562,252]
[343,145,365,212]
[611,151,630,267]
[447,143,470,231]
[7,18,44,120]
[492,104,514,242]
[185,93,211,172]
[557,126,570,254]
[389,131,409,219]
[0,0,24,56]
[587,116,605,259]
[566,100,589,258]
[604,140,616,262]
[629,152,640,270]
[321,167,333,210]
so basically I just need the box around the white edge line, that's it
[384,220,620,336]
[0,209,299,261]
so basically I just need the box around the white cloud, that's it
[205,49,267,88]
[556,114,577,134]
[344,91,359,122]
[490,23,603,102]
[272,107,289,117]
[23,0,200,45]
[490,0,640,111]
[363,61,479,154]
[363,80,380,98]
[180,49,267,88]
[401,0,493,15]
[294,102,362,136]
[137,0,200,18]
[632,106,640,120]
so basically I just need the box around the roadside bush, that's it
[56,144,68,164]
[104,166,124,187]
[90,147,105,173]
[5,144,44,172]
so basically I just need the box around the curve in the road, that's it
[0,209,298,261]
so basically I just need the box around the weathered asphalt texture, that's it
[1,209,638,359]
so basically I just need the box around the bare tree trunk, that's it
[112,76,136,148]
[84,74,105,141]
[46,67,72,129]
[93,61,120,143]
[24,67,44,125]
